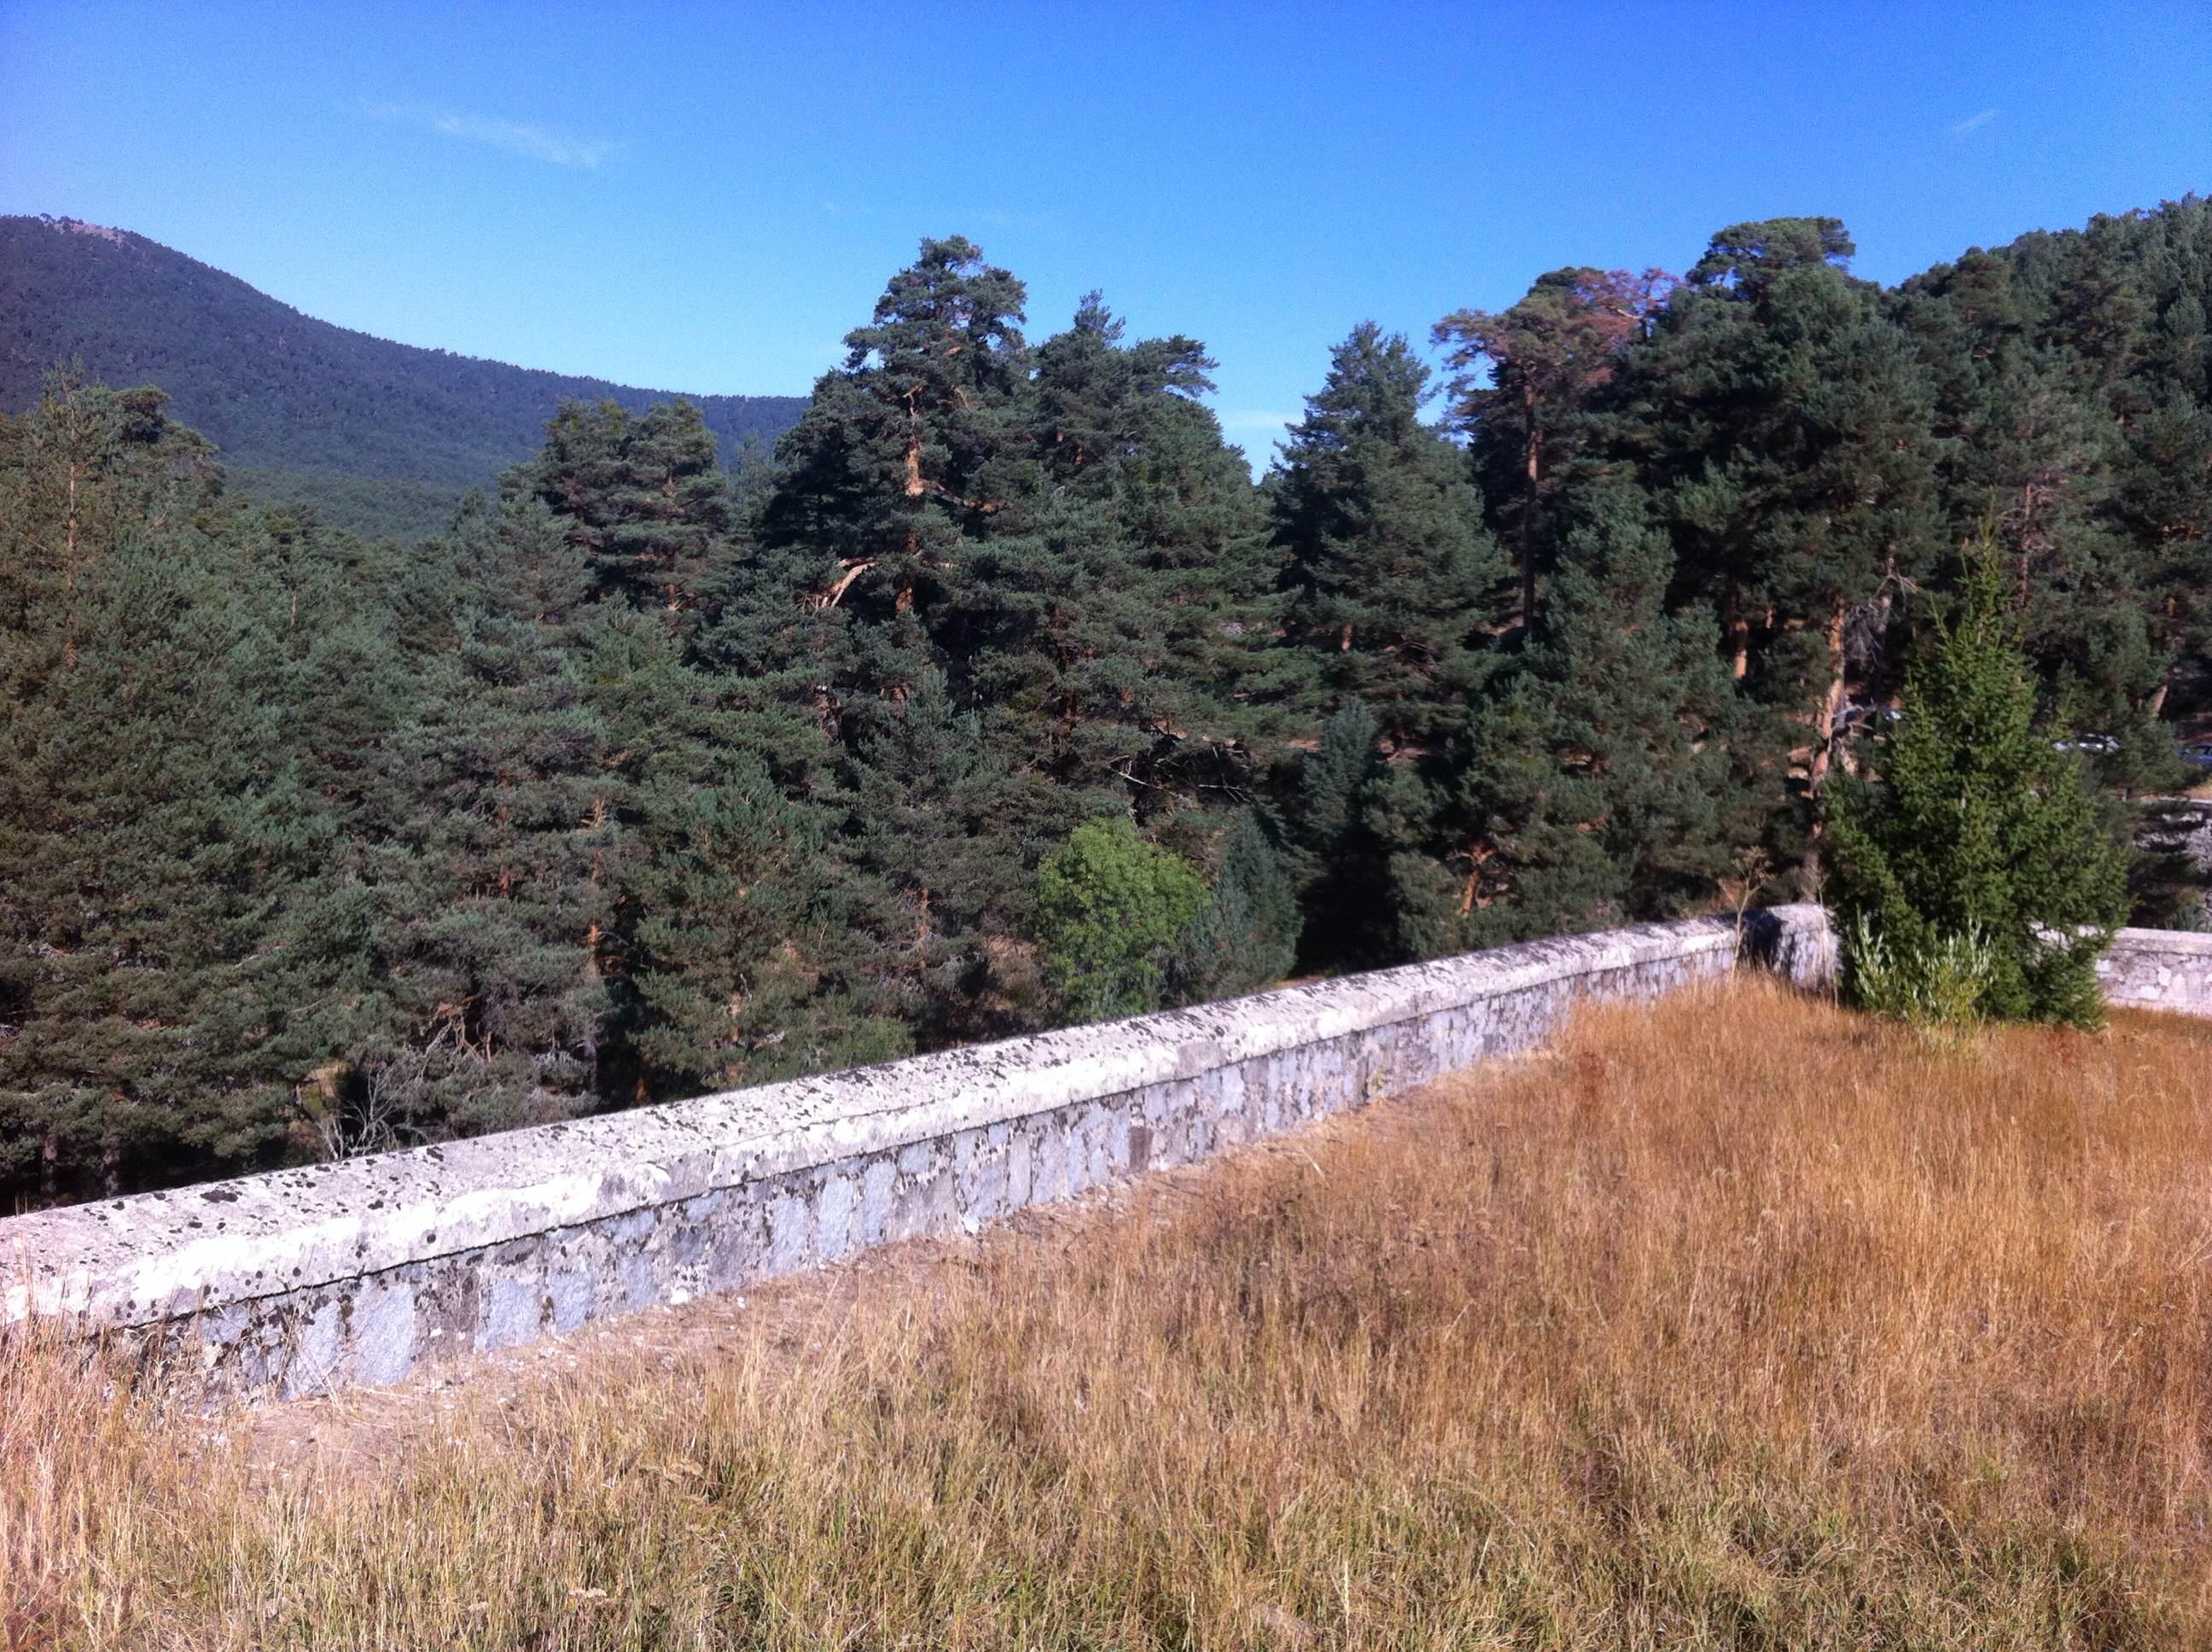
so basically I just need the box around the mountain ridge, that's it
[1,213,806,533]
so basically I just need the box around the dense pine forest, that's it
[6,200,2211,1207]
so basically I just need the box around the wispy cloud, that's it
[359,100,618,168]
[967,208,1054,232]
[1948,108,2000,137]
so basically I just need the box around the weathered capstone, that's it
[0,905,1953,1398]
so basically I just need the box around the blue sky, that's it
[3,2,2209,463]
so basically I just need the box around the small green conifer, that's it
[1825,530,2129,1027]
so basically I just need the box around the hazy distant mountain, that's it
[0,214,806,536]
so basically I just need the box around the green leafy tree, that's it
[1033,818,1207,1023]
[1825,533,2128,1027]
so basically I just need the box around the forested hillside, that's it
[0,215,805,536]
[5,201,2209,1207]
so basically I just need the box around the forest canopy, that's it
[4,199,2209,1207]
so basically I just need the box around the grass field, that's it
[9,980,2212,1649]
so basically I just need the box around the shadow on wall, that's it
[1740,906,1840,992]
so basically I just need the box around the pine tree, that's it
[587,587,909,1096]
[835,666,1048,1044]
[738,247,1284,1042]
[1273,324,1503,748]
[216,497,430,1161]
[500,398,898,1103]
[1416,488,1752,949]
[510,398,731,617]
[1609,218,1941,813]
[2054,217,2151,397]
[1284,700,1400,971]
[1901,235,2186,791]
[628,753,907,1093]
[1011,296,1280,803]
[355,496,620,1137]
[734,239,1046,1036]
[1434,265,1672,627]
[1170,809,1301,1001]
[1825,532,2129,1027]
[0,380,352,1198]
[2112,393,2212,733]
[759,235,1031,664]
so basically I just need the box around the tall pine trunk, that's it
[1807,603,1850,797]
[1519,386,1540,630]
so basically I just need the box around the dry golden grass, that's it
[9,979,2212,1649]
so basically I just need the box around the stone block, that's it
[765,1190,812,1277]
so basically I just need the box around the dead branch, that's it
[815,560,876,610]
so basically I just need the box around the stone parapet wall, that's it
[9,905,2207,1398]
[1739,905,2212,1020]
[2099,927,2212,1015]
[3,909,1837,1397]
